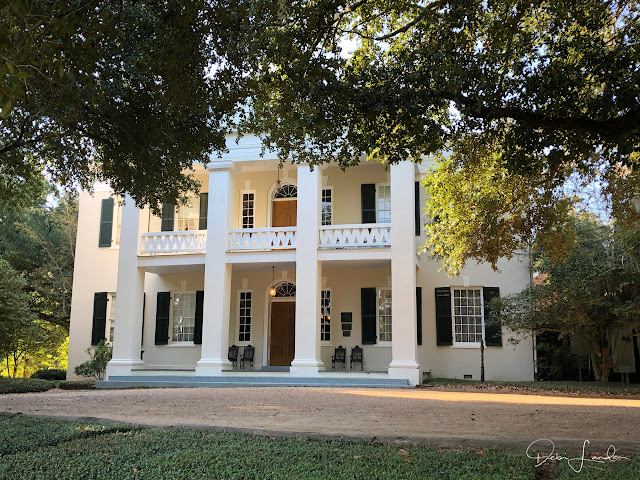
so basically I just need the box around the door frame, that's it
[262,279,297,367]
[267,298,296,366]
[266,178,297,228]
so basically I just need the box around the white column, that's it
[389,161,421,386]
[106,195,144,377]
[290,164,324,375]
[196,161,234,375]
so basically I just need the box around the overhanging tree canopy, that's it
[242,0,639,172]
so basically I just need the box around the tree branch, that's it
[478,106,640,141]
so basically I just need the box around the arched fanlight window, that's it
[274,282,296,298]
[274,184,297,199]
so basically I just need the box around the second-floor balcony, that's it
[227,227,297,251]
[137,224,392,256]
[139,231,207,255]
[319,224,391,249]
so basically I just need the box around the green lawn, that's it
[426,378,640,396]
[0,413,638,479]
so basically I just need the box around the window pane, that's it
[177,197,199,231]
[453,289,483,343]
[238,291,252,342]
[378,289,392,342]
[320,290,331,342]
[172,293,196,342]
[242,193,254,229]
[321,189,332,226]
[108,294,117,343]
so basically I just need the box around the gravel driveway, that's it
[1,386,639,453]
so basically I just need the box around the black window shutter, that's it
[194,290,204,345]
[161,203,175,231]
[98,198,114,247]
[199,193,208,230]
[91,292,108,345]
[155,292,171,345]
[415,181,421,236]
[361,184,376,224]
[483,287,502,346]
[416,287,422,346]
[435,287,453,346]
[361,287,377,344]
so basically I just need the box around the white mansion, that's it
[67,134,535,386]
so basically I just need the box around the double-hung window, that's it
[172,292,196,342]
[377,288,392,344]
[321,189,332,226]
[108,293,117,343]
[453,289,483,344]
[241,192,255,228]
[238,290,252,343]
[320,290,331,343]
[376,184,391,223]
[176,197,199,231]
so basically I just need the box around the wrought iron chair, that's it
[240,344,254,370]
[331,345,346,370]
[228,345,239,369]
[350,345,363,371]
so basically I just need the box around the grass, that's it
[0,378,95,394]
[425,378,640,396]
[0,413,637,480]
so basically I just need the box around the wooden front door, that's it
[272,200,297,227]
[270,302,295,366]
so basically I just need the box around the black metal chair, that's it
[240,344,254,370]
[332,345,346,370]
[228,345,239,369]
[350,345,363,371]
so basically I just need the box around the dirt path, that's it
[1,387,638,453]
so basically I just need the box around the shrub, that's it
[0,378,56,394]
[74,340,112,380]
[56,380,95,390]
[30,369,67,381]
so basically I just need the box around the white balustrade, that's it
[139,231,207,255]
[319,224,391,248]
[227,227,297,251]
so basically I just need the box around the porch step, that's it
[96,375,411,389]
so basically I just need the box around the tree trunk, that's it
[589,349,612,382]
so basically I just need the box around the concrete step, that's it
[96,375,411,389]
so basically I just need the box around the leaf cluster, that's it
[73,340,112,380]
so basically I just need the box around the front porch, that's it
[96,369,411,388]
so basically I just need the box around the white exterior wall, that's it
[67,135,534,383]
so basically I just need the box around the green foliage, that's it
[0,413,138,456]
[422,135,576,274]
[74,340,112,381]
[0,413,536,479]
[0,378,55,394]
[0,193,77,329]
[535,332,587,381]
[56,380,95,390]
[30,369,66,381]
[497,214,640,382]
[0,191,74,378]
[243,1,638,171]
[1,0,243,210]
